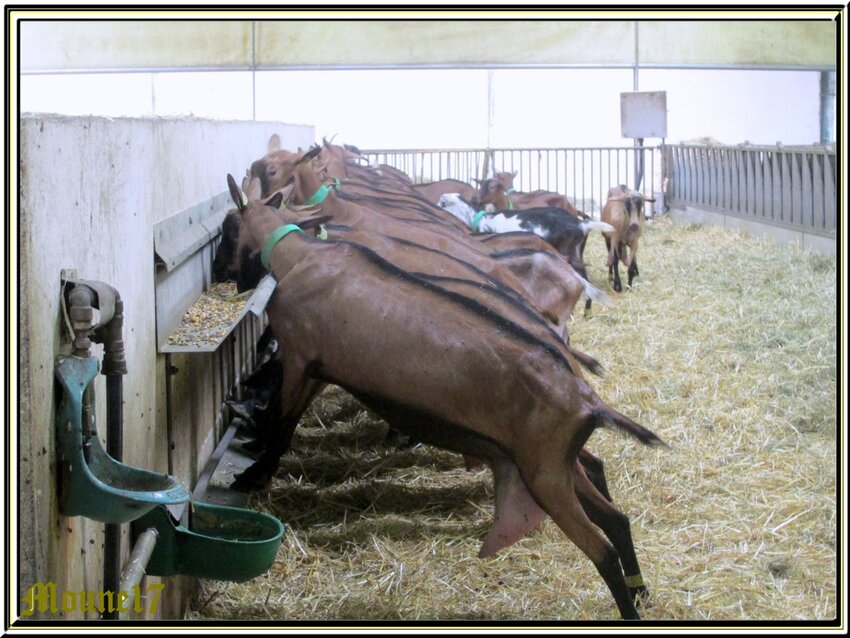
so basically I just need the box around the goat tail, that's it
[577,275,612,307]
[593,407,668,448]
[566,346,605,377]
[581,220,616,235]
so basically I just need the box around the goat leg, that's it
[578,448,612,503]
[231,416,298,491]
[574,463,648,606]
[521,452,639,619]
[611,245,623,293]
[232,371,327,491]
[627,254,639,287]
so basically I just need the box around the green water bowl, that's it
[132,501,285,582]
[55,355,190,524]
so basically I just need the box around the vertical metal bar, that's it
[791,152,801,227]
[572,149,577,208]
[781,151,792,223]
[723,149,736,210]
[812,152,824,232]
[165,353,175,476]
[772,149,783,224]
[801,151,813,230]
[103,376,122,620]
[117,528,158,621]
[747,150,756,216]
[754,151,764,218]
[824,150,836,233]
[697,148,704,205]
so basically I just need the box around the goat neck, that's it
[289,161,336,206]
[240,199,323,281]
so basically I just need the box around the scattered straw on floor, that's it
[186,217,837,623]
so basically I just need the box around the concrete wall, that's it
[18,114,313,620]
[668,204,836,255]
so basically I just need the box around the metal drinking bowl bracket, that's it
[55,354,190,523]
[131,501,285,581]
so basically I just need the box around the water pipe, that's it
[64,280,126,620]
[117,527,159,620]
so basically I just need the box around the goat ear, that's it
[268,134,281,153]
[262,183,294,208]
[303,145,323,162]
[227,174,246,211]
[299,214,333,231]
[265,192,284,210]
[511,170,518,178]
[245,177,263,202]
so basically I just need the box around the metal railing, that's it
[360,146,665,217]
[360,144,837,238]
[664,144,836,237]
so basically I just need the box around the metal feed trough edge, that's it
[158,275,276,354]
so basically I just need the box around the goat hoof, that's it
[227,400,258,423]
[631,585,651,608]
[231,464,274,492]
[613,282,622,293]
[239,438,266,455]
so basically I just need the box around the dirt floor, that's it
[187,216,838,625]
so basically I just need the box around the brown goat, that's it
[216,183,613,499]
[230,174,663,619]
[281,151,602,338]
[479,173,588,219]
[600,185,655,292]
[413,178,479,205]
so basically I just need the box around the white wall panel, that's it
[19,19,837,72]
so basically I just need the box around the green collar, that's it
[302,177,341,206]
[261,224,304,269]
[506,187,515,209]
[471,210,487,232]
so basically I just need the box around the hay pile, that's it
[187,217,837,623]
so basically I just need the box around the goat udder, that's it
[478,457,547,558]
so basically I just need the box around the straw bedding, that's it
[187,217,837,623]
